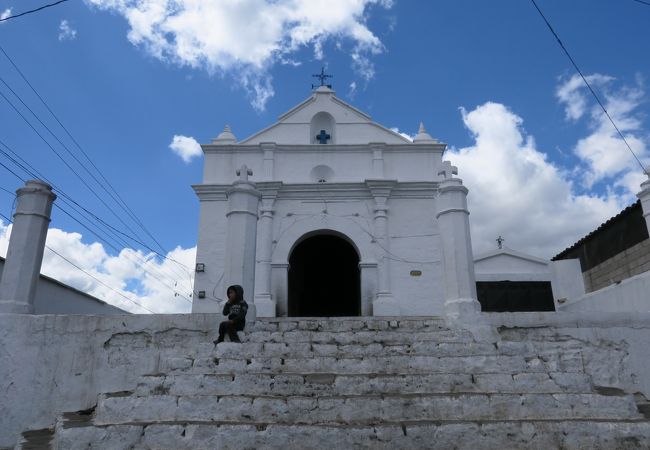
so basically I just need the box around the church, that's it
[4,78,650,448]
[191,81,480,318]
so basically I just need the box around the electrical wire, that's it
[0,77,193,287]
[0,210,155,314]
[529,0,648,176]
[0,138,192,278]
[0,87,155,250]
[0,140,194,300]
[0,45,186,272]
[0,0,70,23]
[0,185,16,196]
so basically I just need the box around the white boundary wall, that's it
[2,312,650,447]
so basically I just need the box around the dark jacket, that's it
[223,285,248,329]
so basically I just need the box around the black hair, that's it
[226,284,244,302]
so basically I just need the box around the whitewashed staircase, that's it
[16,318,650,449]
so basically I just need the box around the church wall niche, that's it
[310,112,335,144]
[310,165,334,183]
[287,230,360,317]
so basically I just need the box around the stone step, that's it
[251,317,449,333]
[94,392,642,425]
[53,420,650,450]
[104,330,480,354]
[134,372,595,397]
[208,340,591,359]
[159,352,584,375]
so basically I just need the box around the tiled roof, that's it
[551,200,641,261]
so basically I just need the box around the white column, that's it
[224,165,261,305]
[254,182,281,317]
[366,180,399,315]
[638,168,650,233]
[436,162,480,319]
[0,180,56,314]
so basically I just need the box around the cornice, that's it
[193,181,440,201]
[201,143,446,154]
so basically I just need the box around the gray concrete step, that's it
[158,352,584,375]
[93,392,643,425]
[53,420,650,450]
[134,371,595,397]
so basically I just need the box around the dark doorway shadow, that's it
[288,233,360,317]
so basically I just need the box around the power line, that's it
[0,141,192,301]
[0,85,195,289]
[0,210,155,313]
[0,0,71,23]
[0,138,193,283]
[0,48,192,284]
[53,203,193,303]
[0,84,156,250]
[0,44,176,262]
[0,142,193,303]
[0,185,16,196]
[0,159,26,183]
[529,0,648,176]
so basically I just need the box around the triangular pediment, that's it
[474,248,550,274]
[239,86,411,145]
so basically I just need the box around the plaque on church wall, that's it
[409,270,422,277]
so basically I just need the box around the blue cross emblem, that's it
[316,129,331,144]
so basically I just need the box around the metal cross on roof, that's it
[316,130,331,144]
[496,235,505,249]
[312,67,333,88]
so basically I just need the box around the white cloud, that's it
[169,134,202,163]
[556,74,613,121]
[0,218,195,313]
[447,102,626,258]
[556,74,648,193]
[390,127,413,142]
[0,8,11,22]
[84,0,391,110]
[348,81,357,98]
[58,19,77,41]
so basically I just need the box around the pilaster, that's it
[366,179,399,315]
[224,166,262,306]
[254,181,282,317]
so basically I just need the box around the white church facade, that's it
[192,85,479,318]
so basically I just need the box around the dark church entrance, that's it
[288,233,360,317]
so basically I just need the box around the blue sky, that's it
[0,0,649,312]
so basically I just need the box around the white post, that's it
[254,182,281,317]
[224,166,261,306]
[638,168,650,233]
[436,162,480,319]
[366,180,399,315]
[0,180,56,314]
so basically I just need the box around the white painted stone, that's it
[223,165,261,306]
[5,313,650,447]
[193,87,448,316]
[0,180,56,314]
[435,168,480,318]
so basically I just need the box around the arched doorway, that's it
[288,232,360,317]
